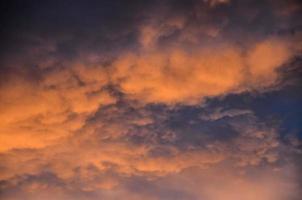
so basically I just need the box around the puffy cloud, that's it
[112,37,293,105]
[1,89,301,199]
[0,62,116,152]
[246,38,292,87]
[0,105,294,190]
[0,0,301,199]
[0,36,293,152]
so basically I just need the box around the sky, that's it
[0,0,302,200]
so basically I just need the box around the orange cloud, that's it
[0,1,301,199]
[0,101,300,200]
[0,111,282,182]
[246,38,292,87]
[0,37,293,153]
[112,38,292,105]
[0,63,115,152]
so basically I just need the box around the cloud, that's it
[112,37,293,105]
[199,108,253,121]
[0,35,294,152]
[1,155,300,200]
[0,0,301,199]
[0,104,296,190]
[0,62,116,152]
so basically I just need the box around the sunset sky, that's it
[0,0,302,199]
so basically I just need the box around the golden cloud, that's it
[0,36,293,153]
[0,63,116,152]
[0,1,301,199]
[112,38,292,105]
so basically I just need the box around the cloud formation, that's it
[112,37,292,104]
[0,0,301,199]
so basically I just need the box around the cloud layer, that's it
[0,0,301,199]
